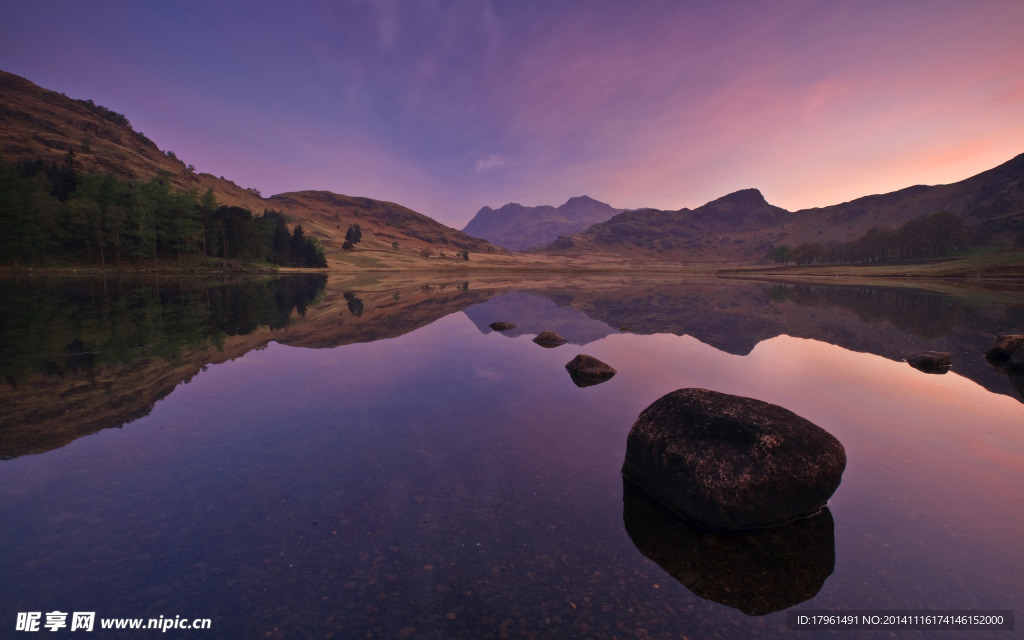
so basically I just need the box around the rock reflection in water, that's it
[622,478,835,616]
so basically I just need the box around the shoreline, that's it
[4,248,1024,280]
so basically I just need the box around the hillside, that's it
[547,188,790,261]
[268,191,502,267]
[0,69,266,212]
[0,68,506,269]
[542,157,1024,263]
[463,195,622,250]
[784,153,1024,246]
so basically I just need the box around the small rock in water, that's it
[489,321,517,331]
[533,331,568,348]
[907,351,951,374]
[565,354,617,387]
[622,388,846,531]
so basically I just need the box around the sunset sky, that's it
[2,0,1022,228]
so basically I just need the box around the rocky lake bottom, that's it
[0,274,1022,638]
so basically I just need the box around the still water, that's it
[1,274,1022,638]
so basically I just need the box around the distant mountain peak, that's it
[563,195,599,205]
[463,196,625,251]
[707,188,767,207]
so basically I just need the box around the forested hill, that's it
[0,69,267,213]
[0,160,328,268]
[0,69,504,268]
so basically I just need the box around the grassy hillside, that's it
[0,69,508,271]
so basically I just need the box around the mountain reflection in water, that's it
[3,273,1024,457]
[0,273,1021,638]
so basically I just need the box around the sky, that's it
[1,0,1023,228]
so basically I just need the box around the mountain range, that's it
[2,67,1023,267]
[463,195,623,250]
[545,161,1024,261]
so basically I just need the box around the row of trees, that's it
[0,155,325,268]
[206,207,326,267]
[767,210,967,266]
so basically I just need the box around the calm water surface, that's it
[1,274,1022,638]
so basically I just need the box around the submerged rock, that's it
[565,354,617,387]
[532,331,568,348]
[907,351,951,374]
[488,321,517,331]
[622,388,846,531]
[985,335,1024,370]
[623,478,835,616]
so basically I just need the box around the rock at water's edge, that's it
[622,388,846,531]
[565,354,616,387]
[907,351,951,374]
[533,331,568,347]
[985,335,1024,369]
[488,321,517,331]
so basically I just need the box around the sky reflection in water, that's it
[0,279,1022,639]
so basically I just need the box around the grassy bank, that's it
[718,249,1024,280]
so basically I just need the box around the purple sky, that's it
[2,0,1022,228]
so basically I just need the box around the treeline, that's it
[767,210,967,266]
[0,154,326,269]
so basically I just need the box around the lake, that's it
[1,273,1022,638]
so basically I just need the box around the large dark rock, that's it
[623,479,835,616]
[488,321,517,331]
[985,335,1024,369]
[565,354,616,387]
[532,331,568,348]
[622,388,846,531]
[907,351,951,374]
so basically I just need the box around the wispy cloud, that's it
[474,153,508,174]
[6,0,1022,226]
